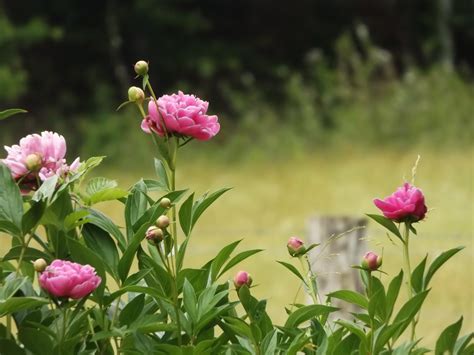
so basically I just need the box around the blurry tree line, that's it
[0,0,473,160]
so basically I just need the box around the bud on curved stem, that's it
[287,236,306,257]
[159,198,171,209]
[145,226,164,244]
[361,251,383,271]
[134,60,149,76]
[156,215,170,229]
[127,86,145,104]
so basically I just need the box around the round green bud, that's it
[25,153,42,171]
[156,215,170,229]
[134,60,149,76]
[128,86,145,104]
[159,198,171,209]
[33,258,48,272]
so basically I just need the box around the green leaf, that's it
[191,188,231,230]
[386,270,404,320]
[210,239,242,281]
[32,175,59,202]
[18,327,54,355]
[411,255,427,294]
[0,339,26,354]
[424,247,464,289]
[64,210,90,231]
[277,261,307,285]
[336,319,367,346]
[82,223,119,281]
[116,100,132,111]
[218,249,264,277]
[2,246,50,262]
[454,332,474,355]
[183,279,198,324]
[0,108,27,120]
[435,317,463,355]
[154,158,170,191]
[285,304,338,328]
[119,294,145,327]
[21,200,46,233]
[366,214,403,242]
[85,177,128,205]
[0,220,22,237]
[125,181,149,240]
[392,289,430,341]
[86,208,126,252]
[0,297,48,316]
[0,163,23,232]
[326,290,368,309]
[179,193,194,236]
[369,277,387,321]
[118,224,148,282]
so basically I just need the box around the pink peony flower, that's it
[39,260,101,299]
[361,251,383,271]
[374,183,427,223]
[287,236,306,257]
[141,91,220,141]
[233,271,252,289]
[2,131,80,191]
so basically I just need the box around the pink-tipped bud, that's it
[146,226,164,243]
[25,153,42,171]
[156,215,170,229]
[233,271,252,289]
[128,86,145,104]
[134,60,149,76]
[33,258,48,272]
[361,251,383,271]
[287,236,306,257]
[159,198,171,209]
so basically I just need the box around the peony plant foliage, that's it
[0,60,471,354]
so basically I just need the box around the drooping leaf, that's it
[411,255,428,294]
[218,249,264,277]
[326,290,368,309]
[366,214,403,242]
[386,270,404,320]
[210,239,242,281]
[119,294,145,327]
[391,289,430,341]
[0,163,23,233]
[0,108,27,120]
[277,261,307,285]
[179,193,194,236]
[285,304,338,328]
[0,297,48,316]
[154,158,170,191]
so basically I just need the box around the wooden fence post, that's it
[307,215,368,317]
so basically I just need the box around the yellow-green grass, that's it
[1,147,472,346]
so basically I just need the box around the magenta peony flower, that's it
[361,251,383,271]
[287,236,306,257]
[39,260,101,299]
[141,91,220,141]
[233,271,252,289]
[374,183,427,223]
[2,131,80,191]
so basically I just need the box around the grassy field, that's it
[96,146,473,345]
[1,147,472,346]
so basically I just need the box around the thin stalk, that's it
[299,256,320,304]
[6,315,11,339]
[368,272,375,354]
[402,222,416,341]
[16,233,35,274]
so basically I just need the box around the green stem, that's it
[299,256,320,304]
[6,314,11,339]
[16,233,34,274]
[402,222,416,341]
[368,272,375,354]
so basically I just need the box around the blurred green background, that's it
[0,0,473,345]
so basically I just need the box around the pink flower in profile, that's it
[287,236,306,257]
[141,91,220,141]
[361,251,383,271]
[2,131,80,191]
[374,183,427,223]
[233,271,252,289]
[39,260,101,299]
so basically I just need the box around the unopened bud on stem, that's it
[159,198,171,209]
[146,226,164,243]
[233,271,252,289]
[134,60,149,76]
[33,258,48,272]
[361,251,383,271]
[156,215,170,229]
[287,236,306,257]
[128,86,145,104]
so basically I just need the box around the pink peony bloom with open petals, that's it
[374,183,427,223]
[39,260,101,299]
[2,131,80,191]
[141,91,220,141]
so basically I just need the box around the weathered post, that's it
[307,215,368,317]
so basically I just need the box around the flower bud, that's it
[128,86,145,104]
[156,215,170,229]
[134,60,149,76]
[361,251,383,271]
[159,197,171,209]
[233,271,252,289]
[146,226,164,243]
[287,236,306,257]
[33,258,48,272]
[25,153,42,171]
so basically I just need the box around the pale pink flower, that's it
[2,131,80,191]
[374,183,427,223]
[141,91,220,141]
[39,260,101,299]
